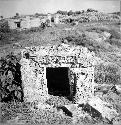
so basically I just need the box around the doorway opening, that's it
[46,67,71,97]
[15,22,21,28]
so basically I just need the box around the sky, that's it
[0,0,120,18]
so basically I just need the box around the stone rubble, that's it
[61,11,120,24]
[88,96,119,122]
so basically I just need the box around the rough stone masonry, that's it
[20,43,95,103]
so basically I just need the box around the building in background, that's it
[54,13,60,24]
[8,16,41,30]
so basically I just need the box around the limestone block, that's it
[102,31,111,39]
[88,97,119,121]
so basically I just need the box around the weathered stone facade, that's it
[20,44,95,103]
[8,17,41,30]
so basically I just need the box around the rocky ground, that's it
[0,21,121,125]
[1,94,121,125]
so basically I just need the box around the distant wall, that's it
[8,20,18,29]
[8,17,41,30]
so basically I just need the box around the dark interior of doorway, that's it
[16,22,21,28]
[46,67,71,98]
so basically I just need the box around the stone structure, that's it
[8,17,41,30]
[54,14,59,24]
[20,44,95,103]
[8,19,21,29]
[47,13,52,26]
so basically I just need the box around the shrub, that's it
[104,73,120,84]
[68,10,74,16]
[0,52,24,102]
[29,27,42,32]
[86,27,108,33]
[87,8,98,12]
[23,26,43,34]
[108,29,121,39]
[63,33,103,53]
[0,32,11,45]
[57,10,68,15]
[0,32,8,40]
[74,11,81,15]
[0,21,10,33]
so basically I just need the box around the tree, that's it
[0,53,24,102]
[81,10,85,13]
[57,10,68,15]
[15,13,20,18]
[75,11,81,15]
[0,16,3,19]
[87,8,98,12]
[68,10,73,16]
[0,21,10,33]
[57,10,61,14]
[16,13,19,16]
[35,13,40,17]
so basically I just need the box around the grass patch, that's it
[0,52,23,103]
[86,26,121,39]
[62,32,108,53]
[94,63,121,85]
[105,38,121,47]
[0,30,24,46]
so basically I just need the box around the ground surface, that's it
[0,21,121,125]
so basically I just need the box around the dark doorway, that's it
[15,22,21,28]
[46,67,70,97]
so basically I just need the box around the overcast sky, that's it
[0,0,120,18]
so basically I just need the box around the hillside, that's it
[0,12,121,125]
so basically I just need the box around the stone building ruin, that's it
[8,17,41,30]
[20,44,95,103]
[8,19,21,29]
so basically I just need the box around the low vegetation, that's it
[0,21,11,44]
[94,63,121,85]
[0,52,23,103]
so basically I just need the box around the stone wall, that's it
[21,20,30,29]
[8,17,41,30]
[54,14,59,24]
[8,19,19,29]
[20,44,95,103]
[30,18,41,28]
[61,11,120,24]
